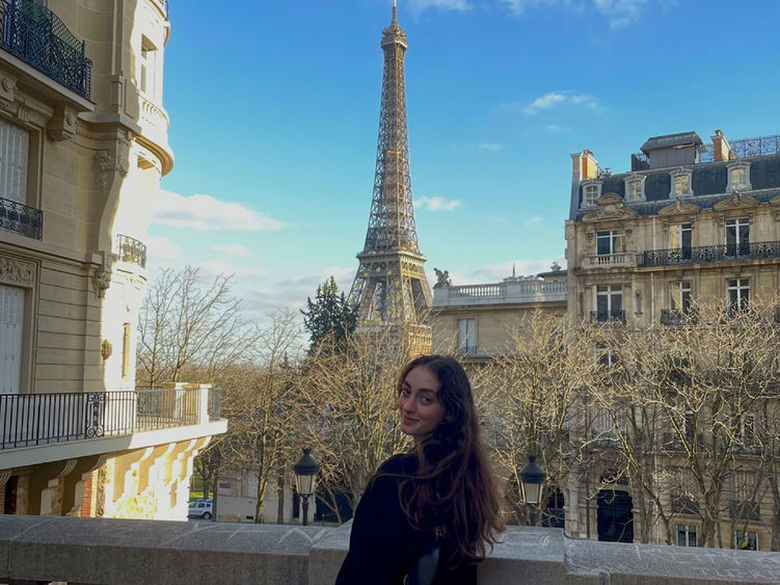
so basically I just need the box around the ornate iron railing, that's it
[0,0,92,99]
[660,309,698,327]
[116,234,147,268]
[643,241,779,267]
[0,387,222,450]
[0,195,42,239]
[590,310,626,326]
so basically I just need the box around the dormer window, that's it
[670,168,693,197]
[726,161,751,192]
[624,174,646,202]
[582,180,602,207]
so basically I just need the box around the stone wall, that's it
[1,516,778,585]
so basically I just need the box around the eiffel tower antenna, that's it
[348,1,432,353]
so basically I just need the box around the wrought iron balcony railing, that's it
[0,387,221,450]
[660,309,698,327]
[116,234,147,268]
[591,310,626,326]
[0,195,42,239]
[0,0,92,99]
[643,241,780,267]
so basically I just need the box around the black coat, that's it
[334,454,477,585]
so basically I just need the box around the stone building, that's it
[0,0,225,518]
[432,129,780,550]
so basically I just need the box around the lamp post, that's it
[293,448,320,526]
[519,455,546,526]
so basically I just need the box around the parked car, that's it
[188,498,213,519]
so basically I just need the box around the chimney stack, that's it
[712,129,732,161]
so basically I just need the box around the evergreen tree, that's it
[301,276,358,350]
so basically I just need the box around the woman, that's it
[335,355,504,585]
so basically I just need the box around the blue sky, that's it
[149,0,780,319]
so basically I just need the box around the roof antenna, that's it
[512,263,516,278]
[392,0,397,23]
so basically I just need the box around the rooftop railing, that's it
[643,241,779,267]
[0,0,92,99]
[434,279,567,307]
[0,195,42,239]
[0,387,221,450]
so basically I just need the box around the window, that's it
[627,179,644,202]
[0,284,24,394]
[595,285,623,323]
[582,181,601,206]
[682,410,695,444]
[740,413,755,447]
[677,524,698,547]
[727,278,749,316]
[596,230,625,255]
[596,344,618,367]
[457,319,476,355]
[139,36,158,99]
[0,118,29,204]
[725,218,750,256]
[670,169,693,197]
[121,322,131,380]
[670,282,692,314]
[734,530,757,551]
[727,162,751,192]
[669,223,692,260]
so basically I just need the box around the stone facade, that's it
[0,0,225,519]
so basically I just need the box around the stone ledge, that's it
[1,516,778,585]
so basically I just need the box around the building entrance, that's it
[597,490,633,542]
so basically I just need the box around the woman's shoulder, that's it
[376,452,418,475]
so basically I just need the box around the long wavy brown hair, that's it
[396,355,504,564]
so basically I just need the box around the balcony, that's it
[0,195,42,239]
[660,309,697,327]
[582,252,640,269]
[433,279,567,308]
[116,234,147,268]
[0,0,92,99]
[0,386,221,451]
[643,241,780,267]
[591,310,626,326]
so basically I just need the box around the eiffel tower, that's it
[348,1,432,353]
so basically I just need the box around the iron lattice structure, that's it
[349,3,432,351]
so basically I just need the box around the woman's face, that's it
[399,365,446,441]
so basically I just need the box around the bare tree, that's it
[137,266,258,387]
[294,328,412,522]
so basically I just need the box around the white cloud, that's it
[415,196,462,211]
[500,0,649,27]
[478,142,503,151]
[145,235,180,260]
[407,0,472,15]
[467,257,566,283]
[153,189,284,232]
[212,243,251,257]
[523,91,599,116]
[195,261,268,279]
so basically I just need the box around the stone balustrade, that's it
[434,280,567,308]
[1,516,778,585]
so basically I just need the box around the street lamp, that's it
[519,455,546,526]
[293,448,320,526]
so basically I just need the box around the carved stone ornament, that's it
[0,75,16,103]
[92,266,112,299]
[94,150,112,191]
[48,105,78,142]
[582,192,638,221]
[0,255,35,287]
[658,199,701,217]
[713,192,759,211]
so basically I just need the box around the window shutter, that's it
[0,284,24,394]
[0,118,29,203]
